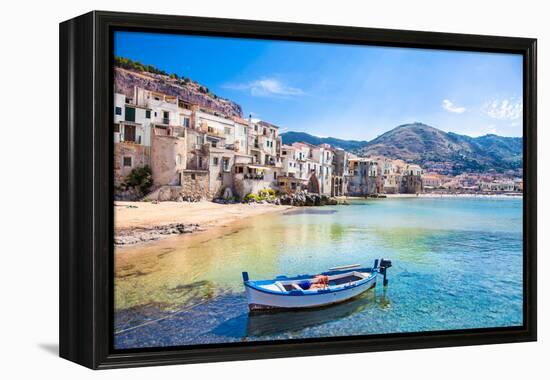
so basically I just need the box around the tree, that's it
[124,165,153,196]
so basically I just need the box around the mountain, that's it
[114,57,242,118]
[281,123,522,174]
[280,131,368,152]
[361,123,522,173]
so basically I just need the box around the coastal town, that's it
[114,84,523,205]
[109,38,525,350]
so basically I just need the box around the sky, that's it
[114,31,523,141]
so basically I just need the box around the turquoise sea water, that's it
[114,197,523,349]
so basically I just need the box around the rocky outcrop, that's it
[114,67,242,118]
[115,223,203,245]
[278,191,337,207]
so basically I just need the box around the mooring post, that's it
[382,267,389,286]
[378,259,392,286]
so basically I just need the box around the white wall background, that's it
[0,0,547,378]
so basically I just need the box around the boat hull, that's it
[245,274,377,311]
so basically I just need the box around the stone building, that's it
[422,173,443,190]
[114,143,150,188]
[207,145,236,197]
[113,92,153,188]
[348,158,382,195]
[150,126,187,187]
[277,144,307,193]
[284,142,333,196]
[401,164,423,193]
[332,148,351,196]
[114,85,428,201]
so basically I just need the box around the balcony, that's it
[266,158,282,168]
[200,125,225,138]
[120,135,142,145]
[244,173,265,180]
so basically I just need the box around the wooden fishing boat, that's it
[242,259,392,312]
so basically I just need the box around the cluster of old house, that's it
[114,86,424,200]
[420,172,523,193]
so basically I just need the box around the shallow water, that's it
[114,197,523,349]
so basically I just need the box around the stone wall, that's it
[151,132,186,186]
[114,143,151,187]
[401,174,423,194]
[180,170,210,199]
[233,176,276,199]
[146,170,210,201]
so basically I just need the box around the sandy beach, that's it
[114,201,294,245]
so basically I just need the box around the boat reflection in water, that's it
[245,289,391,337]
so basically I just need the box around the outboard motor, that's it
[378,258,392,286]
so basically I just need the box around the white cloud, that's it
[442,99,466,114]
[482,98,522,120]
[224,78,304,97]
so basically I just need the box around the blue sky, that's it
[115,31,523,140]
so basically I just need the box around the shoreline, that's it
[343,193,523,200]
[115,193,522,245]
[114,201,294,245]
[403,193,522,199]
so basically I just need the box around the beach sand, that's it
[115,201,294,233]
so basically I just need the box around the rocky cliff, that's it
[114,66,243,118]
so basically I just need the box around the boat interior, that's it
[259,270,373,293]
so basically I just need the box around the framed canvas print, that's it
[59,11,537,369]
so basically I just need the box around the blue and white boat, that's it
[242,259,392,311]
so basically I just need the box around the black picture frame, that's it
[59,10,537,369]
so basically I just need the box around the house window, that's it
[176,154,182,166]
[125,107,135,122]
[211,141,217,148]
[163,111,170,124]
[223,158,230,172]
[115,106,122,115]
[213,157,219,165]
[199,157,203,168]
[182,117,190,128]
[196,135,204,146]
[123,156,132,167]
[191,173,196,180]
[274,172,277,179]
[113,124,120,133]
[224,127,231,135]
[145,110,151,119]
[123,124,136,142]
